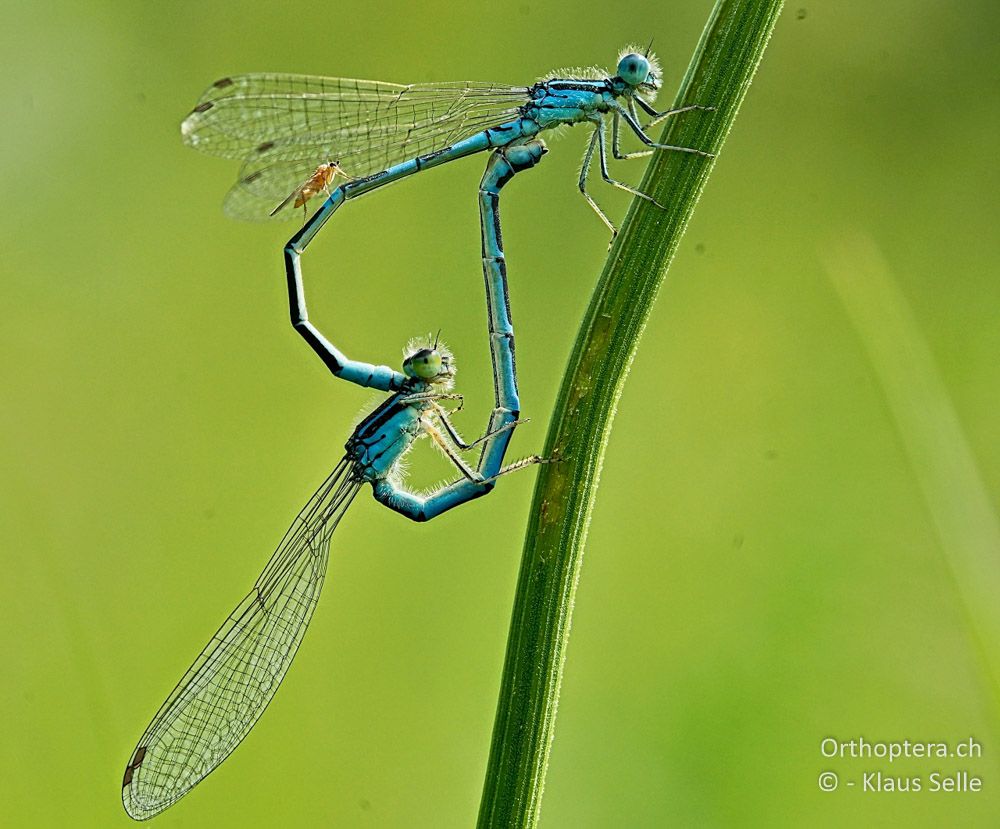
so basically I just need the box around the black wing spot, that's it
[123,745,147,787]
[242,171,264,184]
[213,77,235,88]
[256,141,275,153]
[192,101,213,114]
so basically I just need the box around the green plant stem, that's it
[476,3,785,826]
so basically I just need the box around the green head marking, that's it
[403,348,442,380]
[402,334,454,384]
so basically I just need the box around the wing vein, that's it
[122,459,361,820]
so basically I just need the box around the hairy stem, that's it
[477,2,785,826]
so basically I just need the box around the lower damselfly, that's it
[122,140,547,820]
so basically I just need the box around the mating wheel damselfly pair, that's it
[122,46,712,820]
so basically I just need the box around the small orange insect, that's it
[270,161,353,219]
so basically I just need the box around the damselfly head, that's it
[616,46,661,98]
[403,337,455,386]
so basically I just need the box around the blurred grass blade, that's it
[825,233,1000,702]
[477,2,785,827]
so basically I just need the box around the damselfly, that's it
[122,141,548,820]
[181,45,713,237]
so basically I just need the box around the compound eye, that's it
[616,53,650,87]
[404,349,442,380]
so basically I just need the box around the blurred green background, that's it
[3,1,999,826]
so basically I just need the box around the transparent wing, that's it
[223,107,526,222]
[122,460,362,820]
[180,74,528,220]
[223,164,319,222]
